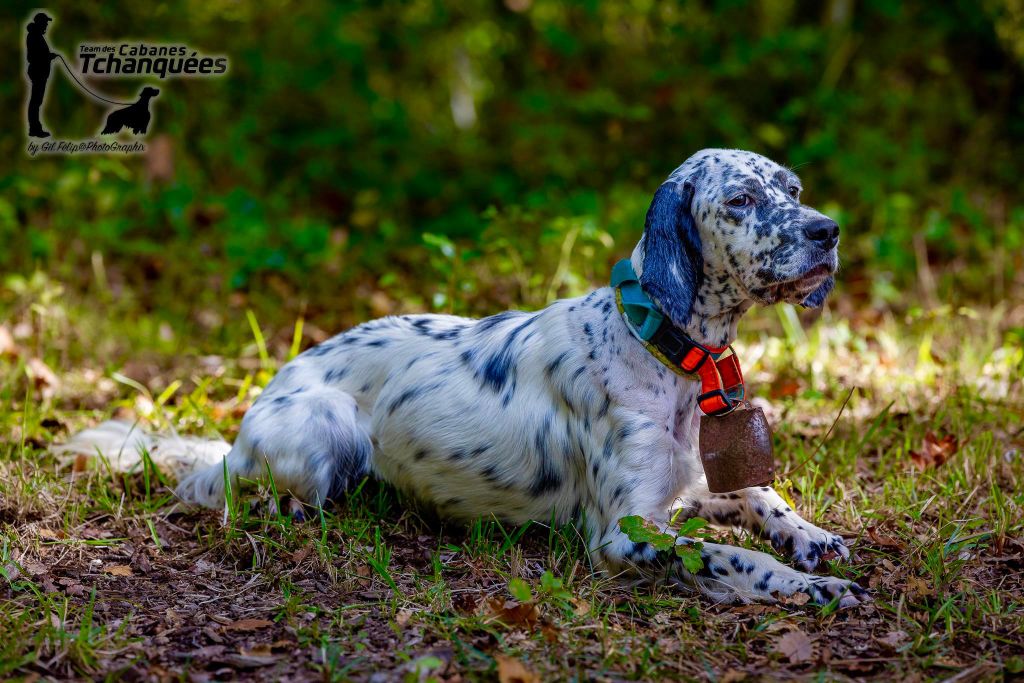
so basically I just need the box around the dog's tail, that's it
[100,118,119,135]
[53,420,230,483]
[57,385,374,510]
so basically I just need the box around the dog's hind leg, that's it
[176,386,372,508]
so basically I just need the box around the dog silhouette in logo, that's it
[101,86,159,135]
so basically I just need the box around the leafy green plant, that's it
[506,569,575,615]
[508,577,533,603]
[618,515,708,574]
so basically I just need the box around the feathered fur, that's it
[60,149,864,607]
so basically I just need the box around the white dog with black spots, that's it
[63,149,866,607]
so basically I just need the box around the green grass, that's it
[1,274,1023,680]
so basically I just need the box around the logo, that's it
[23,10,228,157]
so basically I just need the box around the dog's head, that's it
[140,86,160,99]
[638,149,838,327]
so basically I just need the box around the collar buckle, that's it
[698,389,737,417]
[649,323,712,374]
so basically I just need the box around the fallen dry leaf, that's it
[909,432,959,470]
[763,620,792,634]
[730,604,771,616]
[905,576,935,599]
[496,654,540,683]
[867,526,904,549]
[134,551,152,573]
[102,565,133,577]
[291,543,312,564]
[486,599,540,630]
[776,590,811,606]
[240,643,273,657]
[876,630,908,650]
[193,559,217,575]
[223,618,274,632]
[769,378,801,399]
[775,629,814,663]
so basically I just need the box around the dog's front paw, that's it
[799,574,868,608]
[689,541,866,609]
[753,565,866,608]
[766,516,850,571]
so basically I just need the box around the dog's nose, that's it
[803,218,839,249]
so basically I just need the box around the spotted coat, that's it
[175,149,864,607]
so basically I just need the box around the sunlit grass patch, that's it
[1,276,1023,679]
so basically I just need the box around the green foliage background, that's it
[3,0,1023,328]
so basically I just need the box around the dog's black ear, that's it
[800,276,834,308]
[639,180,703,326]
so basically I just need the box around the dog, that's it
[100,86,159,135]
[62,149,865,607]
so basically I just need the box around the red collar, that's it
[644,322,746,416]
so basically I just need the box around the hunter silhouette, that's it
[26,12,57,138]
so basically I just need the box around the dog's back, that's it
[100,109,128,134]
[175,306,594,516]
[101,90,155,134]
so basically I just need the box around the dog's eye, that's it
[788,186,800,199]
[727,195,751,208]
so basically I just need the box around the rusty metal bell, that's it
[698,404,775,493]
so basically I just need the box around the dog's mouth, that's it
[750,260,836,305]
